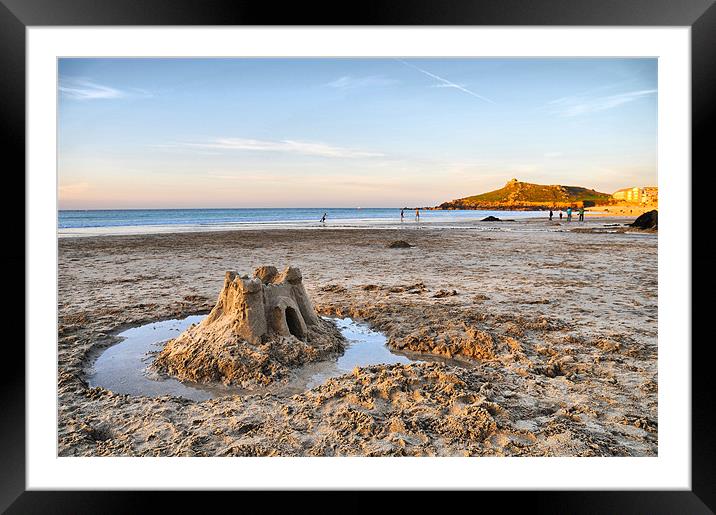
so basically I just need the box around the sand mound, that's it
[630,210,657,229]
[388,240,413,248]
[391,322,497,361]
[153,266,344,387]
[432,289,458,298]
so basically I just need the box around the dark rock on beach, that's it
[630,210,658,230]
[388,240,413,248]
[481,216,501,222]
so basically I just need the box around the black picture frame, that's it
[4,0,713,511]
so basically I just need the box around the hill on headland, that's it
[434,178,612,211]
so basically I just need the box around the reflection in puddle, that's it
[303,317,415,389]
[86,315,421,401]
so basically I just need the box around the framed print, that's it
[5,0,714,511]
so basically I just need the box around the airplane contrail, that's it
[396,59,496,104]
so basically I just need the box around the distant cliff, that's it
[434,179,612,211]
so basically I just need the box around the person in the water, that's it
[320,212,327,224]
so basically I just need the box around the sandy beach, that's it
[58,216,657,457]
[586,204,657,217]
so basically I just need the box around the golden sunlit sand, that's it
[59,217,657,456]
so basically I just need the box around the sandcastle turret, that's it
[153,265,343,386]
[206,265,320,345]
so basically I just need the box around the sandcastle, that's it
[210,265,320,344]
[153,266,344,387]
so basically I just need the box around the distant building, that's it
[612,189,625,200]
[642,187,658,204]
[612,186,658,204]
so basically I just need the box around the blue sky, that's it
[58,58,657,209]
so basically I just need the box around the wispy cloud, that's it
[59,78,152,100]
[396,59,495,104]
[431,83,468,89]
[150,143,222,156]
[325,75,399,89]
[549,89,657,117]
[175,137,384,159]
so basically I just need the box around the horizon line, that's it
[58,206,420,211]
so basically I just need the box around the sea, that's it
[58,207,548,237]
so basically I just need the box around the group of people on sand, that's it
[549,206,585,222]
[321,206,586,226]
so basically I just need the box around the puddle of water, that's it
[86,315,225,401]
[302,317,415,389]
[86,315,421,401]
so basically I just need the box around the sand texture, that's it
[58,218,657,456]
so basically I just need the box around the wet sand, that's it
[58,216,657,456]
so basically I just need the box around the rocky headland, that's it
[433,178,612,211]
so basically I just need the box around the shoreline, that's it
[58,213,639,238]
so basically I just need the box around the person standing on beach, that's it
[559,211,563,220]
[415,208,420,222]
[320,212,327,224]
[566,207,572,222]
[549,209,553,221]
[579,206,585,222]
[400,208,405,222]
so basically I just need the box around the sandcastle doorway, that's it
[285,306,305,339]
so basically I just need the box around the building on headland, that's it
[612,186,658,205]
[641,187,658,204]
